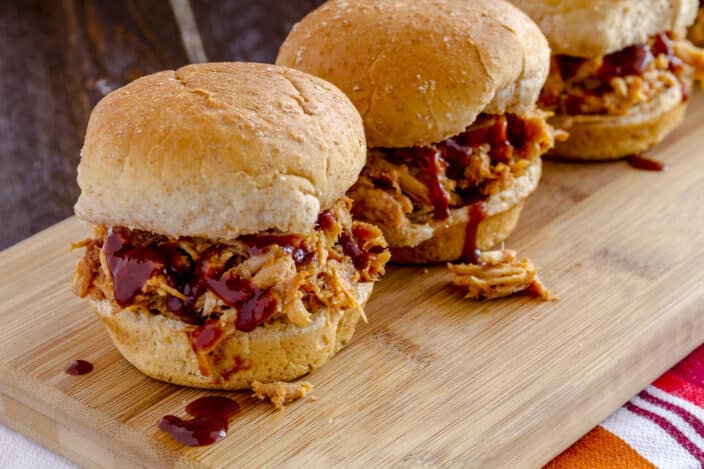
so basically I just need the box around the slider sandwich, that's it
[71,63,389,389]
[277,0,558,264]
[513,0,704,159]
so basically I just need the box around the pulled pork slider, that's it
[512,0,704,159]
[276,0,557,264]
[71,63,389,390]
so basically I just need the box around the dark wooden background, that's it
[0,0,324,250]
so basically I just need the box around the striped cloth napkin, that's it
[548,344,704,468]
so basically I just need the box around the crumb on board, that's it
[447,249,555,301]
[252,380,313,410]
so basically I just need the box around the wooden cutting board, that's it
[1,94,703,468]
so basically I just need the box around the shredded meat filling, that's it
[72,198,389,364]
[348,111,556,233]
[448,249,554,301]
[540,32,704,116]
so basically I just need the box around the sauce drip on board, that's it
[462,203,487,264]
[627,155,668,172]
[158,396,241,447]
[64,360,93,376]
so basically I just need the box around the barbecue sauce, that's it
[315,210,336,232]
[240,234,314,267]
[102,208,376,339]
[158,396,240,447]
[385,114,527,222]
[205,275,277,332]
[104,228,191,307]
[64,360,93,376]
[393,147,451,220]
[462,203,487,264]
[651,32,689,101]
[104,229,295,330]
[464,115,513,164]
[549,31,689,115]
[187,319,225,356]
[597,44,654,82]
[627,155,668,172]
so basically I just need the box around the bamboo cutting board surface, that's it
[1,94,704,468]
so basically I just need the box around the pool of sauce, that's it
[627,155,668,172]
[64,360,93,375]
[158,396,241,447]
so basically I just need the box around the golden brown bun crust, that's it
[276,0,549,148]
[550,86,686,160]
[75,62,366,239]
[92,283,373,390]
[510,0,699,57]
[391,202,525,264]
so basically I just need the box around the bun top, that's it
[510,0,699,57]
[276,0,550,148]
[75,62,366,239]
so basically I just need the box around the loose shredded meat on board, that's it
[252,380,313,410]
[349,111,557,232]
[448,249,554,301]
[540,33,704,116]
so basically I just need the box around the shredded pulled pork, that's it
[540,32,704,116]
[689,7,704,48]
[448,249,554,301]
[71,198,389,375]
[252,380,313,410]
[348,111,556,233]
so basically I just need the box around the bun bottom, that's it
[390,201,524,264]
[92,282,373,390]
[549,86,686,160]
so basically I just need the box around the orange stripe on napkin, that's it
[545,426,655,469]
[654,372,704,409]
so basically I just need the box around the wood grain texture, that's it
[191,0,325,63]
[0,94,703,467]
[0,0,189,250]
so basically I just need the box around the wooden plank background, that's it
[0,0,324,250]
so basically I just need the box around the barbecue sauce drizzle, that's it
[104,228,307,329]
[384,114,528,222]
[462,203,487,264]
[158,396,241,447]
